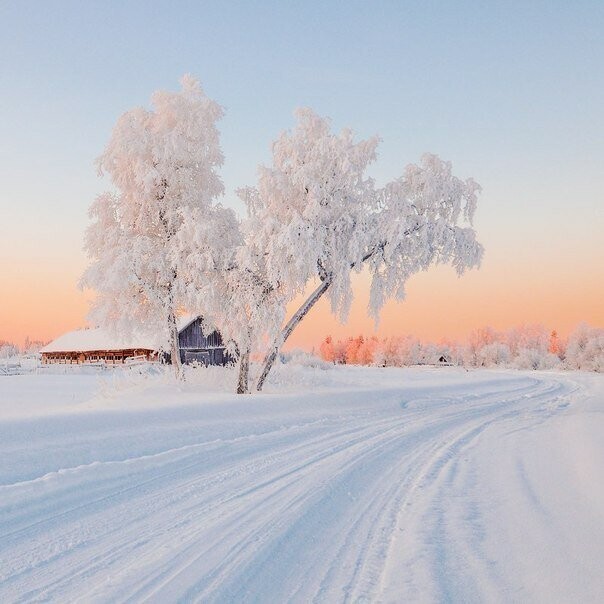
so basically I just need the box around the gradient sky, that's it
[1,1,603,349]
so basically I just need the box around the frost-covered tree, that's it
[81,76,225,376]
[319,336,336,363]
[477,341,511,367]
[506,324,550,357]
[345,336,364,364]
[176,203,288,392]
[466,326,500,365]
[0,342,19,361]
[548,330,562,357]
[514,348,560,370]
[22,337,48,355]
[242,109,484,390]
[373,337,396,367]
[357,336,378,365]
[394,336,423,366]
[565,323,604,372]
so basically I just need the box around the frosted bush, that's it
[279,349,331,369]
[514,348,560,371]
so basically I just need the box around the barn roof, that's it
[177,314,198,332]
[40,327,158,353]
[40,315,202,354]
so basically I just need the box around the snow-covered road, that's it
[0,368,602,603]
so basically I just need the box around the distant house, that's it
[40,316,231,366]
[438,354,453,366]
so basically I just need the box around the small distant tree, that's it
[386,337,402,366]
[333,339,348,364]
[357,336,378,365]
[345,336,364,364]
[22,337,47,355]
[81,76,225,377]
[0,342,19,363]
[319,336,336,363]
[244,109,483,390]
[372,338,388,367]
[394,336,422,366]
[477,341,511,367]
[466,326,500,366]
[548,330,563,358]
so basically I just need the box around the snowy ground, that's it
[0,365,602,603]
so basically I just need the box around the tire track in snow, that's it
[2,414,416,600]
[376,375,578,603]
[119,378,552,600]
[132,378,571,603]
[0,373,578,603]
[303,378,573,602]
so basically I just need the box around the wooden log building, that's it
[41,317,231,367]
[177,316,232,366]
[40,327,158,365]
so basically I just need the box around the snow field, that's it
[0,366,602,602]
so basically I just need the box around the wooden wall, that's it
[178,318,224,350]
[178,318,231,366]
[42,349,155,365]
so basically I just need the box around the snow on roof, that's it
[40,327,159,354]
[40,316,203,354]
[177,314,198,332]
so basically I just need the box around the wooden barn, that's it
[177,316,231,366]
[40,328,157,365]
[40,317,231,367]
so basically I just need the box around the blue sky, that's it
[3,1,602,196]
[1,1,603,344]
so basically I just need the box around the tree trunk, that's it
[256,277,332,391]
[168,311,183,379]
[237,348,250,394]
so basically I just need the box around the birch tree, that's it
[81,76,224,375]
[241,109,484,390]
[177,208,286,393]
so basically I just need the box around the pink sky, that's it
[2,163,603,349]
[2,237,602,349]
[1,2,603,352]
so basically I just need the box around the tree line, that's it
[0,338,48,359]
[318,323,604,372]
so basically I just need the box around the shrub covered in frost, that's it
[279,349,331,369]
[565,324,604,372]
